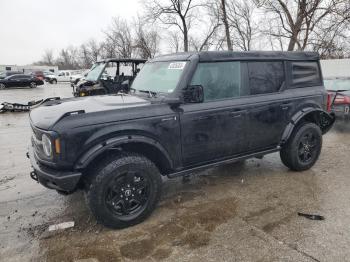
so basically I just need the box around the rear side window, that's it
[290,61,321,87]
[190,61,241,101]
[247,61,285,95]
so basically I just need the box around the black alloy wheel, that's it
[105,171,151,219]
[280,122,322,171]
[86,153,162,229]
[297,131,319,163]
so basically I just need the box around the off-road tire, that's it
[85,153,162,229]
[280,122,322,171]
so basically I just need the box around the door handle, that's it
[280,103,292,110]
[231,113,242,118]
[229,110,247,117]
[194,115,211,121]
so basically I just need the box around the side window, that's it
[190,62,241,101]
[248,61,285,95]
[290,61,321,87]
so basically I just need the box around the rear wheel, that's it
[51,79,57,84]
[85,153,162,228]
[29,82,37,88]
[0,83,5,89]
[280,123,322,171]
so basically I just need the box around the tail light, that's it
[326,93,332,112]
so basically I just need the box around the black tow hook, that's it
[30,171,38,182]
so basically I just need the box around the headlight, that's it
[42,134,52,157]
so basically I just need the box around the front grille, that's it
[30,124,46,160]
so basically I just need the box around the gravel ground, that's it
[1,83,350,262]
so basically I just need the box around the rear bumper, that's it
[28,145,81,192]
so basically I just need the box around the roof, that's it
[97,58,147,63]
[151,51,319,62]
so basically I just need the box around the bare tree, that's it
[42,49,54,65]
[168,31,182,52]
[226,0,256,51]
[189,13,221,51]
[257,0,349,51]
[79,44,92,68]
[104,17,133,58]
[134,18,160,58]
[144,0,203,52]
[220,0,233,50]
[87,39,102,62]
[55,46,80,70]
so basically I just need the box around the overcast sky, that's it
[0,0,141,65]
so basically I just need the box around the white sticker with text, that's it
[168,62,186,70]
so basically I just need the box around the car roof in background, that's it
[151,51,320,62]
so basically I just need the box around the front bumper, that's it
[28,145,82,192]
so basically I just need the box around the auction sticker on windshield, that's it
[168,62,186,70]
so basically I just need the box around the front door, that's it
[179,61,247,167]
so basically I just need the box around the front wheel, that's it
[85,153,162,229]
[29,82,37,88]
[0,83,5,89]
[51,79,57,84]
[280,122,322,171]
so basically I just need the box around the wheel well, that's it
[299,110,334,133]
[281,110,334,145]
[82,142,172,179]
[119,142,172,175]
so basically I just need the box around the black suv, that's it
[28,51,335,228]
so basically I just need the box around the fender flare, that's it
[74,135,173,170]
[280,107,335,145]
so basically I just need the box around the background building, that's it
[0,64,58,74]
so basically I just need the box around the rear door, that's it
[180,61,248,166]
[244,61,288,151]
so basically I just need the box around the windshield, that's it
[85,63,105,82]
[324,79,350,91]
[132,61,187,93]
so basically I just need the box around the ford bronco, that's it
[28,51,335,228]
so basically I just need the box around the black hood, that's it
[30,94,150,130]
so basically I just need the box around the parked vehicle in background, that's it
[44,71,57,84]
[73,58,146,97]
[70,71,88,86]
[57,71,73,82]
[0,71,22,79]
[30,71,45,81]
[28,51,335,229]
[325,77,350,119]
[0,74,44,89]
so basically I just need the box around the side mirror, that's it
[182,85,204,103]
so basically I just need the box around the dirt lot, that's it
[1,83,350,262]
